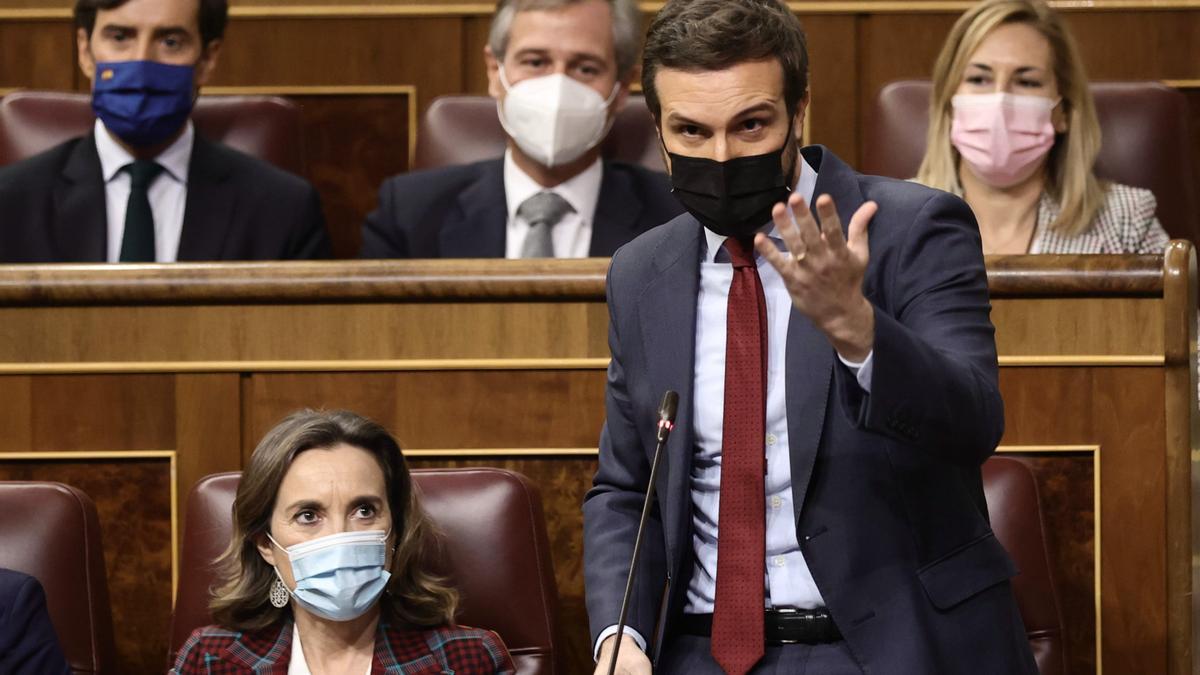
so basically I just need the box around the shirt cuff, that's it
[593,625,648,662]
[837,349,874,393]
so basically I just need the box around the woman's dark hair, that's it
[641,0,809,120]
[209,409,458,630]
[74,0,229,46]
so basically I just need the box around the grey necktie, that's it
[517,191,574,258]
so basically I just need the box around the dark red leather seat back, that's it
[0,481,117,675]
[982,456,1066,674]
[0,91,304,175]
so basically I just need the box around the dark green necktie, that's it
[118,160,166,263]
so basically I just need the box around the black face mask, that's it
[666,123,797,238]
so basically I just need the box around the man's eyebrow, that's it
[730,102,778,120]
[664,111,708,128]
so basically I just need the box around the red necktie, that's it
[711,237,767,675]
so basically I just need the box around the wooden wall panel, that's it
[1001,366,1170,674]
[210,18,463,111]
[241,370,607,452]
[29,375,176,451]
[289,92,411,258]
[0,21,75,90]
[0,302,612,362]
[0,458,174,675]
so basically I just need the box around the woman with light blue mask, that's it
[171,410,515,674]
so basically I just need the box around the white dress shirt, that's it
[503,148,601,258]
[94,118,193,263]
[287,622,372,675]
[596,156,875,657]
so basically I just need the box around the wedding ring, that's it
[792,250,807,263]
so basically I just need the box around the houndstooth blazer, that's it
[1028,182,1169,254]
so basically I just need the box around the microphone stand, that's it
[606,391,678,675]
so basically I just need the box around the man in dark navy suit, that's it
[584,1,1035,674]
[0,0,330,263]
[360,0,682,259]
[0,569,71,675]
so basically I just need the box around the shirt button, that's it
[773,556,786,567]
[766,433,778,446]
[770,495,783,509]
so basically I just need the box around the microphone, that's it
[606,391,679,675]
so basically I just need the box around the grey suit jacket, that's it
[583,146,1036,673]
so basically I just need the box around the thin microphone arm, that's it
[606,390,679,675]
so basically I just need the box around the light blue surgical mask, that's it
[268,529,392,622]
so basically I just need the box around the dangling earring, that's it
[269,577,289,608]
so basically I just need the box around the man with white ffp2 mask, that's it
[360,0,683,259]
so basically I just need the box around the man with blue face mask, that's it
[360,0,683,259]
[0,0,331,263]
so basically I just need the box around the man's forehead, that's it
[657,60,787,120]
[94,0,200,29]
[506,1,615,61]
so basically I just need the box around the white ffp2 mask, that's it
[497,68,619,168]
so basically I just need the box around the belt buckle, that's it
[769,607,802,645]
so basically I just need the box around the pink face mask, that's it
[950,93,1058,188]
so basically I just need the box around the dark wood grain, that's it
[0,458,173,675]
[0,254,1177,306]
[289,93,411,258]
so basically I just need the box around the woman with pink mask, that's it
[916,0,1168,255]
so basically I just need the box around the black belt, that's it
[680,609,843,645]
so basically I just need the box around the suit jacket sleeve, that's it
[287,184,332,259]
[360,177,411,258]
[582,247,668,649]
[837,190,1004,465]
[0,575,71,675]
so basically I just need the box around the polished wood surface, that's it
[0,251,1194,673]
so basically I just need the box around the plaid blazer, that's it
[171,618,515,674]
[1029,182,1169,254]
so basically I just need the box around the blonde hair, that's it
[209,410,458,631]
[915,0,1106,236]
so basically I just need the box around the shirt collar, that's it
[93,118,194,184]
[702,151,819,263]
[503,148,604,224]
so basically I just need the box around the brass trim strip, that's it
[996,444,1102,672]
[200,84,419,168]
[0,355,1167,374]
[0,358,612,374]
[0,450,180,599]
[405,447,598,457]
[1165,79,1200,89]
[998,355,1163,366]
[4,0,1200,20]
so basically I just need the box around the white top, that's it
[288,622,373,675]
[595,156,875,657]
[503,148,601,259]
[94,118,192,263]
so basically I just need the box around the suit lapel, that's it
[589,162,645,256]
[51,134,108,262]
[441,159,507,257]
[636,219,701,564]
[177,135,236,262]
[787,146,865,522]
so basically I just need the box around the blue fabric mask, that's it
[269,529,392,622]
[91,60,195,148]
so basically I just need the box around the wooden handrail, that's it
[0,247,1184,306]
